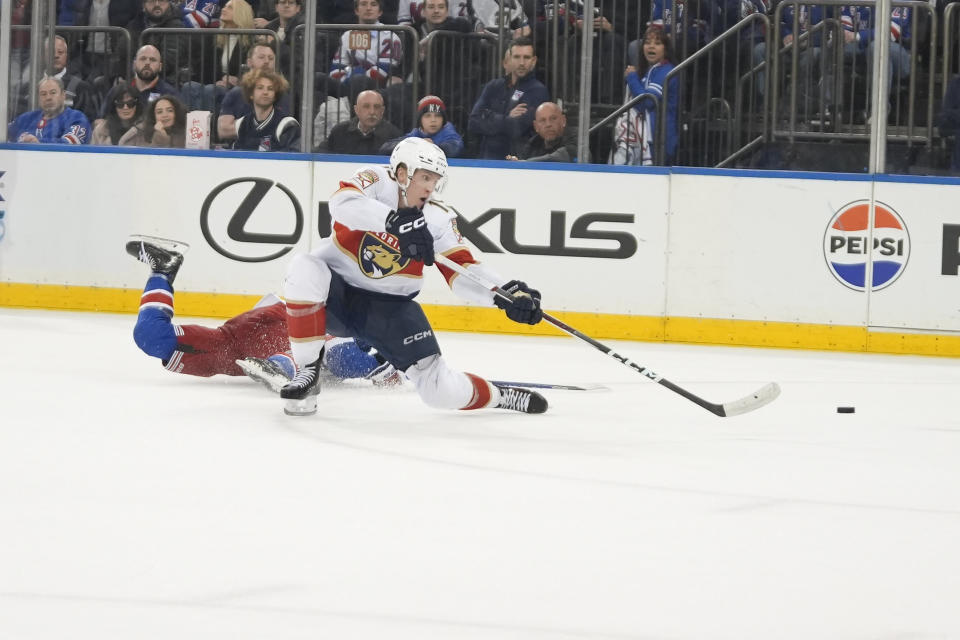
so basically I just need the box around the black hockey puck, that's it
[836,406,855,413]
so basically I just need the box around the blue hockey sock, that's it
[324,340,381,379]
[133,276,177,360]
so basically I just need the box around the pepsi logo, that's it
[823,200,910,291]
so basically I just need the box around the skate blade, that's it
[235,358,289,393]
[128,234,191,255]
[284,396,318,416]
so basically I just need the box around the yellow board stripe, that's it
[3,282,960,357]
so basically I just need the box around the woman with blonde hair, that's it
[183,0,256,111]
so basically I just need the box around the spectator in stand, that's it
[468,36,549,160]
[937,75,960,172]
[472,0,530,37]
[646,0,711,59]
[232,68,301,151]
[126,0,186,74]
[830,5,912,119]
[265,0,305,84]
[182,0,256,110]
[319,89,402,154]
[535,0,628,104]
[752,2,826,112]
[120,94,188,147]
[397,0,476,31]
[506,101,581,162]
[48,35,100,124]
[401,0,471,33]
[613,25,678,165]
[64,0,142,109]
[92,81,146,145]
[8,76,92,144]
[95,44,180,129]
[379,95,464,157]
[218,41,291,142]
[328,0,405,103]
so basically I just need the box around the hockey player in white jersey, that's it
[281,136,548,416]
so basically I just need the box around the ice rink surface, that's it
[2,307,960,639]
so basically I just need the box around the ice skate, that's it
[280,354,322,416]
[237,356,293,393]
[126,236,185,284]
[494,384,548,414]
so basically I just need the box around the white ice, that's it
[2,307,960,639]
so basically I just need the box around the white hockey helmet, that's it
[390,137,448,193]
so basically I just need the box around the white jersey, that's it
[331,24,403,79]
[317,164,501,304]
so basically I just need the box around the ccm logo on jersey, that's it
[398,217,426,233]
[403,330,433,344]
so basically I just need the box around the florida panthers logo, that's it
[359,232,408,278]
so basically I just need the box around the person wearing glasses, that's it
[92,81,145,145]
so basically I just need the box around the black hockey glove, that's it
[494,280,543,325]
[385,206,434,266]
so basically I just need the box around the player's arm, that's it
[431,212,542,324]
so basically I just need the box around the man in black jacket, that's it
[506,101,583,162]
[319,89,402,154]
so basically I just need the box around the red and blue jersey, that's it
[8,107,91,144]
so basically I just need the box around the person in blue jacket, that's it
[622,25,678,165]
[468,36,550,160]
[8,75,91,144]
[379,95,464,157]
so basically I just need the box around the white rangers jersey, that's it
[318,164,501,304]
[330,24,404,82]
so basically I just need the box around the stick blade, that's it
[718,382,781,417]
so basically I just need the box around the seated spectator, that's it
[8,76,92,144]
[468,36,549,159]
[264,0,305,82]
[96,45,181,125]
[218,41,291,142]
[506,101,581,162]
[937,75,960,173]
[612,25,678,165]
[406,0,472,35]
[92,81,145,145]
[68,0,142,96]
[328,0,405,103]
[233,68,301,151]
[120,94,188,147]
[126,0,187,73]
[830,5,912,119]
[752,3,826,112]
[319,89,402,154]
[379,95,464,157]
[182,0,256,110]
[49,35,100,123]
[535,0,629,104]
[473,0,530,38]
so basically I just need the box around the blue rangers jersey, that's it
[8,107,91,144]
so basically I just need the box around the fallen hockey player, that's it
[126,237,399,390]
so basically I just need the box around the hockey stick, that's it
[435,254,781,417]
[488,380,608,391]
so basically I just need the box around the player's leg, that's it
[353,295,547,413]
[324,337,401,386]
[279,253,332,415]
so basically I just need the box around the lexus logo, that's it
[200,177,304,262]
